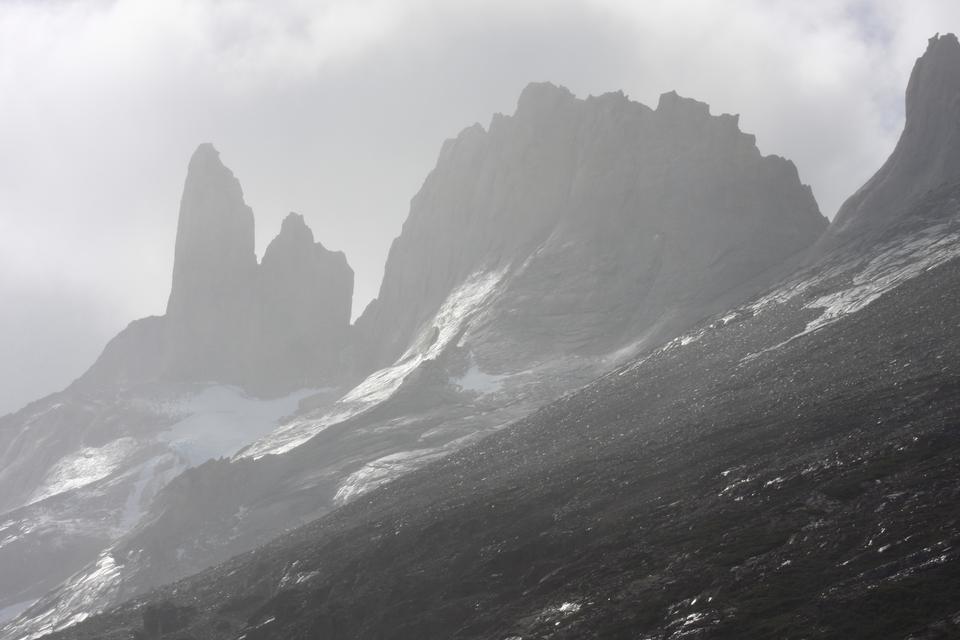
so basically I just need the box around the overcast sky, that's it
[1,0,959,416]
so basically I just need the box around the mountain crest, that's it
[515,81,575,117]
[84,146,354,392]
[827,32,960,245]
[167,143,256,320]
[906,33,960,122]
[656,90,711,119]
[356,84,826,371]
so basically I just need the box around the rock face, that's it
[163,143,259,382]
[0,146,355,628]
[356,83,827,370]
[255,212,353,391]
[83,145,354,393]
[78,316,167,390]
[826,33,960,247]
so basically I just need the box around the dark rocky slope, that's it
[46,180,960,639]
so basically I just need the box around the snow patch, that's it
[453,357,506,395]
[241,267,508,460]
[333,448,450,505]
[28,438,139,505]
[743,224,960,361]
[0,600,37,626]
[533,599,587,628]
[11,552,122,640]
[333,432,483,505]
[159,385,315,465]
[117,453,185,532]
[801,227,960,336]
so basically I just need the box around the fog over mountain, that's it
[4,0,960,416]
[1,27,959,639]
[4,4,960,640]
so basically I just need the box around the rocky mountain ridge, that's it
[823,32,960,250]
[355,82,825,372]
[8,31,960,640]
[82,144,354,395]
[36,101,960,640]
[0,145,354,630]
[0,80,829,638]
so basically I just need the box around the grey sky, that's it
[1,0,959,416]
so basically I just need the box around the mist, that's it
[2,0,958,415]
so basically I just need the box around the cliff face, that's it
[163,143,259,382]
[826,33,960,247]
[355,83,827,370]
[82,145,354,393]
[255,212,354,391]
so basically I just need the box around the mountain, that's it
[163,142,260,383]
[0,81,828,640]
[33,33,960,640]
[44,200,960,640]
[0,147,351,630]
[356,83,825,371]
[84,144,354,392]
[254,212,353,391]
[822,32,960,250]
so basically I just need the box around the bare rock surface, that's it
[824,33,960,249]
[163,143,259,383]
[255,212,353,392]
[356,83,826,371]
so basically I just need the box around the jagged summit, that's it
[656,90,709,118]
[83,146,354,392]
[164,144,258,381]
[356,83,826,371]
[905,33,960,121]
[514,81,576,117]
[168,143,256,316]
[261,212,350,277]
[272,211,313,242]
[826,33,960,246]
[257,212,354,390]
[262,212,319,263]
